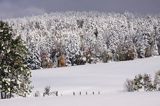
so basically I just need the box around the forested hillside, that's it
[6,12,160,69]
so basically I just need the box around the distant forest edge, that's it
[5,12,160,70]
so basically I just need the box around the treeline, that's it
[5,12,160,70]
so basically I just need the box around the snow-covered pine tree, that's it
[6,12,160,67]
[26,40,41,70]
[154,70,160,91]
[133,74,143,91]
[0,21,31,99]
[143,74,155,91]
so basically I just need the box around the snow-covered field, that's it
[1,56,160,106]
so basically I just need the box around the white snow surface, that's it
[1,56,160,106]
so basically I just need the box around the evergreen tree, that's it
[154,70,160,91]
[0,21,31,99]
[143,74,155,91]
[26,45,41,70]
[133,74,143,91]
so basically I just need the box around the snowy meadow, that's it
[1,56,160,106]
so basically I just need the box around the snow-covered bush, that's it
[133,74,143,91]
[154,70,160,91]
[143,74,156,91]
[116,40,136,61]
[100,50,113,62]
[34,91,40,97]
[43,86,51,96]
[125,79,134,92]
[69,53,86,66]
[125,73,157,92]
[125,74,143,91]
[41,52,53,68]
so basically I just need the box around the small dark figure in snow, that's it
[98,92,100,95]
[55,91,58,96]
[73,92,75,96]
[92,92,95,95]
[86,92,88,95]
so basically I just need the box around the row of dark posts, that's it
[43,91,101,97]
[73,91,100,96]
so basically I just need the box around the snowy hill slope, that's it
[1,56,160,106]
[31,56,160,94]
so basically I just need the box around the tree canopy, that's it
[0,21,31,99]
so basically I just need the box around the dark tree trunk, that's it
[1,92,7,99]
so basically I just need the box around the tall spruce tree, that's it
[0,21,31,99]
